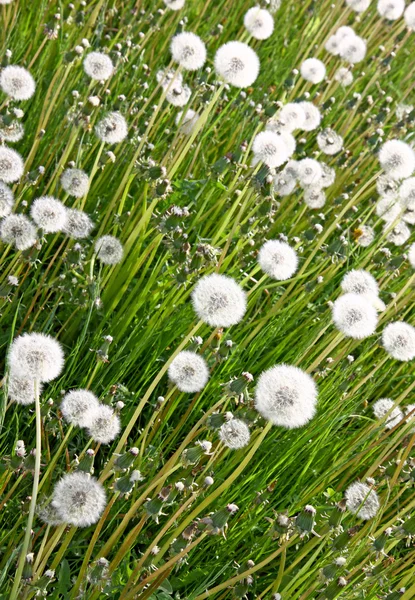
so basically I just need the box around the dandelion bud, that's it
[296,504,316,535]
[258,239,298,281]
[8,332,64,383]
[30,196,67,233]
[204,476,214,486]
[87,405,121,444]
[51,472,106,527]
[182,440,212,466]
[332,293,378,339]
[0,65,36,100]
[114,447,139,471]
[168,350,209,393]
[382,321,415,361]
[218,419,250,449]
[144,496,165,522]
[192,273,246,328]
[300,58,326,84]
[83,51,114,80]
[170,32,207,71]
[95,235,124,265]
[95,112,128,144]
[61,389,100,427]
[345,481,380,520]
[0,146,24,183]
[214,41,260,88]
[76,449,95,474]
[372,527,393,552]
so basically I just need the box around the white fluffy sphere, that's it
[377,0,405,20]
[83,52,114,80]
[214,41,260,88]
[300,58,326,84]
[373,398,403,429]
[0,146,24,183]
[345,481,380,520]
[244,6,274,39]
[340,269,379,296]
[258,240,298,280]
[168,350,209,393]
[0,65,35,100]
[0,214,36,251]
[332,293,378,339]
[95,112,128,144]
[170,32,207,71]
[379,140,415,180]
[191,273,247,328]
[61,389,101,427]
[52,472,106,527]
[95,235,124,265]
[382,321,415,361]
[252,131,294,168]
[30,196,67,233]
[219,418,251,449]
[61,168,90,198]
[87,405,121,444]
[8,332,64,382]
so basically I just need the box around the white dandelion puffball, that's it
[382,322,415,361]
[304,186,326,209]
[385,220,410,246]
[299,101,321,131]
[356,225,375,247]
[408,242,415,267]
[164,0,186,9]
[376,174,399,198]
[258,240,298,281]
[214,41,260,88]
[30,197,67,233]
[405,2,415,28]
[243,6,274,40]
[399,178,415,209]
[61,168,90,198]
[95,235,124,265]
[300,58,326,84]
[83,51,114,80]
[61,389,101,427]
[334,67,353,87]
[325,35,341,56]
[175,109,200,135]
[0,146,24,183]
[51,472,106,527]
[332,293,378,339]
[8,332,64,382]
[219,419,250,449]
[166,83,191,107]
[278,103,305,132]
[7,375,43,405]
[273,173,297,196]
[377,0,405,20]
[191,273,247,328]
[376,197,401,223]
[340,269,379,296]
[297,158,323,187]
[0,120,24,143]
[64,209,94,239]
[255,364,318,429]
[0,181,13,217]
[317,128,343,155]
[170,32,207,71]
[373,398,403,429]
[168,350,209,393]
[95,112,128,144]
[0,65,36,101]
[336,25,356,41]
[345,481,379,520]
[339,35,367,64]
[0,214,36,251]
[252,131,294,168]
[87,405,121,444]
[320,163,336,188]
[346,0,371,12]
[379,140,415,180]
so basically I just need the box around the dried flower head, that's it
[0,119,24,143]
[51,472,106,527]
[345,481,380,520]
[87,405,121,444]
[170,32,207,71]
[382,321,415,361]
[83,51,114,80]
[0,214,36,250]
[214,41,260,88]
[0,65,35,100]
[61,389,100,427]
[191,273,247,327]
[8,332,64,382]
[30,196,67,233]
[277,103,306,132]
[372,398,403,429]
[258,240,298,280]
[166,83,191,107]
[300,58,326,84]
[332,293,378,339]
[95,112,128,144]
[219,418,250,449]
[64,208,94,239]
[95,235,124,265]
[243,6,274,40]
[61,168,90,198]
[385,220,410,246]
[0,146,24,183]
[168,350,209,393]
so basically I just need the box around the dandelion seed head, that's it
[170,32,207,71]
[345,481,380,520]
[376,197,401,223]
[339,35,367,64]
[255,364,318,428]
[278,103,306,132]
[163,0,186,9]
[51,472,106,527]
[61,389,100,427]
[332,293,377,339]
[83,51,114,80]
[64,208,94,239]
[214,41,260,88]
[0,181,13,217]
[377,0,405,20]
[408,242,415,267]
[379,140,415,180]
[252,130,294,168]
[219,418,250,449]
[320,163,336,188]
[191,273,247,328]
[0,146,24,183]
[273,172,297,196]
[373,398,403,429]
[317,128,343,155]
[382,321,415,361]
[404,2,415,28]
[61,168,90,198]
[175,109,199,135]
[297,158,323,187]
[95,235,124,265]
[325,35,341,55]
[346,0,371,12]
[0,214,36,250]
[376,174,399,198]
[8,332,64,382]
[399,178,415,209]
[30,196,67,233]
[300,58,326,84]
[95,112,128,144]
[356,225,375,247]
[258,240,298,280]
[334,67,353,86]
[166,83,191,107]
[341,270,379,296]
[168,350,209,393]
[87,404,121,444]
[299,101,321,131]
[385,220,410,246]
[244,6,274,39]
[304,186,326,209]
[7,374,43,405]
[0,120,24,143]
[0,65,35,100]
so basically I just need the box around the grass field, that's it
[1,0,415,598]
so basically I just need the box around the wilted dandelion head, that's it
[0,181,13,217]
[8,332,64,382]
[168,350,209,393]
[170,32,207,71]
[277,103,305,132]
[7,374,43,405]
[346,0,371,12]
[166,83,191,107]
[0,119,24,143]
[0,214,36,251]
[0,146,24,183]
[404,2,415,28]
[95,112,128,144]
[51,472,106,527]
[214,41,260,88]
[379,140,415,180]
[61,168,90,198]
[334,67,353,87]
[299,101,321,131]
[332,293,378,339]
[191,273,247,328]
[83,51,114,80]
[219,418,250,449]
[345,481,379,520]
[30,196,67,233]
[304,186,326,209]
[175,109,200,134]
[252,131,294,168]
[64,208,94,239]
[61,389,100,427]
[385,220,410,246]
[339,35,367,64]
[95,235,124,265]
[297,158,323,187]
[243,6,274,40]
[382,321,415,361]
[372,398,403,429]
[255,364,318,428]
[258,240,298,280]
[300,58,326,84]
[87,405,121,444]
[317,128,343,156]
[0,65,35,100]
[163,0,186,9]
[377,0,405,20]
[340,269,379,296]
